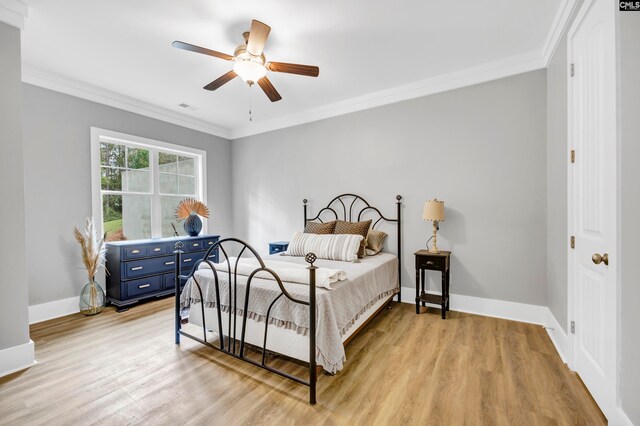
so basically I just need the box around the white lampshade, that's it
[423,199,445,221]
[233,60,267,84]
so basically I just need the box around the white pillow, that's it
[286,232,363,262]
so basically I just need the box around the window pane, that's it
[178,176,195,195]
[159,173,178,194]
[103,194,123,241]
[122,195,152,240]
[178,156,195,176]
[160,196,188,237]
[127,147,149,170]
[106,143,126,168]
[158,152,178,173]
[123,170,151,193]
[100,142,109,166]
[101,167,122,191]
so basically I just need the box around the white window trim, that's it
[90,127,208,239]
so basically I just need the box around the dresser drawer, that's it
[163,272,188,290]
[179,252,207,270]
[163,272,177,290]
[123,246,148,260]
[148,244,167,255]
[185,240,205,251]
[123,255,176,279]
[416,255,446,270]
[203,238,219,250]
[126,276,162,298]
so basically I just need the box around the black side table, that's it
[414,250,451,319]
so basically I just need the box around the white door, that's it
[568,0,618,417]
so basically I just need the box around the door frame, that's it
[566,0,622,419]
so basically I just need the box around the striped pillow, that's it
[286,232,363,262]
[333,220,372,258]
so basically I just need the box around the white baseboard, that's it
[0,340,36,378]
[544,308,570,364]
[399,289,548,325]
[29,296,79,324]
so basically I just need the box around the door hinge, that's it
[570,63,575,77]
[571,321,575,334]
[570,150,575,163]
[570,236,575,249]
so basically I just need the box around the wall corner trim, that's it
[0,0,28,30]
[544,308,570,363]
[29,296,79,324]
[0,339,35,378]
[542,0,579,66]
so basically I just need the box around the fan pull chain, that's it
[248,90,253,122]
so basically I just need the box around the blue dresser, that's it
[105,235,219,311]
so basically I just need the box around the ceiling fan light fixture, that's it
[233,58,267,85]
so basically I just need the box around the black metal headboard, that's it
[303,194,402,302]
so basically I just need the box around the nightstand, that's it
[269,241,289,255]
[414,250,451,319]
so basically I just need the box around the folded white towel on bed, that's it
[197,257,347,290]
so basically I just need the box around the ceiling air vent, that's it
[178,103,198,111]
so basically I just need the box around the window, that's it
[91,128,206,241]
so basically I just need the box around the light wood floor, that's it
[0,298,605,425]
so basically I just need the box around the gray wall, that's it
[232,70,548,306]
[545,0,584,333]
[0,22,30,350]
[619,11,640,426]
[22,84,233,305]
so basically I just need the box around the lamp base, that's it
[428,247,440,254]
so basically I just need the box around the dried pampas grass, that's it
[74,218,106,279]
[175,198,210,221]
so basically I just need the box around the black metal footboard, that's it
[174,238,319,404]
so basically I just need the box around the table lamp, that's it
[423,199,445,253]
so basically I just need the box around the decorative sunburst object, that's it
[175,198,210,221]
[175,198,210,237]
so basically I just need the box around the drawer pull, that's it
[425,261,434,265]
[131,249,141,254]
[208,241,214,245]
[138,284,151,289]
[183,258,192,262]
[153,248,161,252]
[193,243,199,247]
[131,266,143,271]
[165,261,175,266]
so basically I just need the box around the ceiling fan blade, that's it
[257,76,282,102]
[246,20,271,56]
[172,41,233,61]
[267,62,319,77]
[203,70,237,91]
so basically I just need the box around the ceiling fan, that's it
[172,20,319,102]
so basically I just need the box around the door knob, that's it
[592,253,609,266]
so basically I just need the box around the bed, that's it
[173,194,402,404]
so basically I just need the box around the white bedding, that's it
[181,253,399,373]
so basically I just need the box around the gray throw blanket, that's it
[180,254,399,373]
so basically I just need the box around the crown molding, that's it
[0,0,28,29]
[230,49,545,139]
[542,0,579,66]
[21,65,232,140]
[18,1,569,141]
